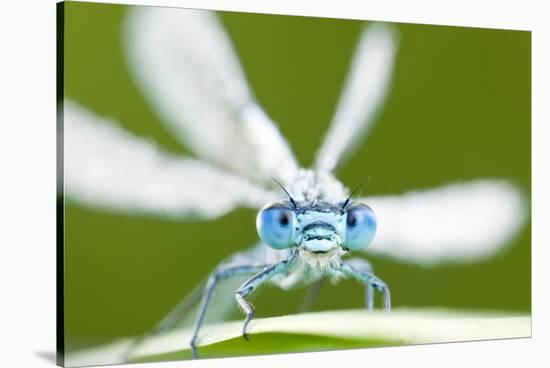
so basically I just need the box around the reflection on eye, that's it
[256,204,296,249]
[344,203,377,251]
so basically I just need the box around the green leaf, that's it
[65,308,530,367]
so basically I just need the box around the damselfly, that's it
[63,7,527,360]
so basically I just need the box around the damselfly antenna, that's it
[270,176,297,209]
[341,183,363,210]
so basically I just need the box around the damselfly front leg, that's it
[235,258,294,340]
[190,263,271,358]
[339,259,391,312]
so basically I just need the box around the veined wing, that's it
[361,180,528,265]
[124,7,299,186]
[315,23,398,173]
[63,100,277,218]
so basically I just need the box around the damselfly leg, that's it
[235,259,294,341]
[190,263,271,358]
[345,258,376,310]
[341,259,391,312]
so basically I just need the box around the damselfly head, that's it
[259,172,376,255]
[256,198,377,255]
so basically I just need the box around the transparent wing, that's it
[315,23,398,173]
[361,180,528,265]
[123,269,253,361]
[141,275,250,334]
[124,243,272,359]
[124,7,299,185]
[63,100,277,218]
[151,243,276,332]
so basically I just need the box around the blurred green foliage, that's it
[62,2,530,350]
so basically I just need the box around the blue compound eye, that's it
[344,203,377,251]
[256,203,296,249]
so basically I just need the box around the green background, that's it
[62,2,531,351]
